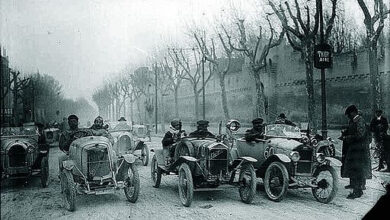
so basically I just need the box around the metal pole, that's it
[319,0,327,138]
[202,56,205,120]
[155,63,158,134]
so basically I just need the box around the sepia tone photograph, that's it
[1,0,389,219]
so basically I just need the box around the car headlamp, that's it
[290,151,300,162]
[316,153,326,163]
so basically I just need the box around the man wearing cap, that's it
[162,119,187,164]
[189,120,215,138]
[58,114,80,171]
[340,105,371,199]
[245,118,265,142]
[370,109,389,171]
[275,113,296,127]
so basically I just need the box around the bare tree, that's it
[357,0,389,113]
[194,31,234,120]
[269,0,337,130]
[166,50,186,118]
[224,16,284,119]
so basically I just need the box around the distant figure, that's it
[275,113,296,127]
[113,117,132,130]
[340,105,371,199]
[245,118,265,142]
[189,120,215,138]
[33,123,49,169]
[370,109,389,171]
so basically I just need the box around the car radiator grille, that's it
[8,145,27,167]
[87,149,110,179]
[208,148,228,175]
[296,149,313,174]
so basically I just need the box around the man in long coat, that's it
[340,105,372,199]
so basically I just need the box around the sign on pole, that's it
[314,43,333,69]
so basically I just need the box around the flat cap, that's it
[118,117,127,121]
[345,105,358,115]
[196,120,209,126]
[278,113,286,119]
[68,114,78,121]
[252,118,264,124]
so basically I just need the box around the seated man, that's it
[90,116,114,145]
[189,120,215,138]
[58,114,80,171]
[245,118,264,142]
[113,117,132,130]
[162,119,186,164]
[275,113,296,127]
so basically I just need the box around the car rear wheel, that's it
[60,170,76,211]
[238,163,256,204]
[40,156,49,188]
[141,144,149,166]
[151,155,162,188]
[264,161,289,202]
[178,163,193,207]
[124,163,140,203]
[312,165,338,204]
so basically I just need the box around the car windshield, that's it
[0,126,38,136]
[265,124,301,139]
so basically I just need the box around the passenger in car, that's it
[275,113,296,127]
[189,120,215,138]
[162,119,186,164]
[245,118,264,142]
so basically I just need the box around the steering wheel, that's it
[71,130,93,139]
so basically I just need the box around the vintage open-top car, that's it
[60,129,140,211]
[1,124,49,187]
[151,123,257,207]
[109,126,149,166]
[231,122,341,204]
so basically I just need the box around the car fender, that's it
[239,156,257,163]
[325,157,342,167]
[122,153,137,164]
[180,156,197,162]
[272,154,291,163]
[62,160,75,171]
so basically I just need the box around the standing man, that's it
[370,109,389,171]
[340,105,371,199]
[58,114,79,171]
[245,118,265,141]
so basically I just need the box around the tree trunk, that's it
[218,74,230,119]
[252,70,266,119]
[111,100,115,121]
[136,98,142,123]
[116,98,120,119]
[161,94,165,132]
[303,43,317,132]
[130,100,134,124]
[193,86,199,121]
[368,44,381,113]
[174,87,179,118]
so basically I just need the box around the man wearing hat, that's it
[245,118,265,142]
[162,119,187,164]
[189,120,215,138]
[370,109,389,171]
[340,105,371,199]
[58,114,80,171]
[275,113,296,127]
[90,116,104,130]
[90,116,114,144]
[113,116,131,130]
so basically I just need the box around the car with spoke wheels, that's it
[150,121,257,207]
[59,129,140,211]
[1,123,49,187]
[109,127,149,166]
[231,121,341,203]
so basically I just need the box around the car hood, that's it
[268,138,303,151]
[1,137,37,151]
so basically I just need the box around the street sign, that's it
[314,43,332,69]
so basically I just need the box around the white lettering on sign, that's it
[317,51,330,63]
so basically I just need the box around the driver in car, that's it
[245,118,265,142]
[90,116,114,144]
[58,114,80,171]
[189,120,215,138]
[162,119,187,164]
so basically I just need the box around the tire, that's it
[60,170,76,211]
[141,145,149,166]
[312,165,338,204]
[40,156,49,188]
[124,163,140,203]
[151,155,162,188]
[264,161,289,202]
[178,163,193,207]
[238,163,256,204]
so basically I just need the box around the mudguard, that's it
[180,156,197,162]
[325,157,342,167]
[62,160,75,171]
[239,156,257,163]
[272,154,291,163]
[122,153,137,164]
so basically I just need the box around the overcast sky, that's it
[0,0,371,103]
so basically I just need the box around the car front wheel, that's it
[312,165,338,203]
[239,163,256,204]
[124,163,140,203]
[151,155,162,188]
[178,163,193,207]
[264,161,289,202]
[60,170,76,211]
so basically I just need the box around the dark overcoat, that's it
[341,115,372,179]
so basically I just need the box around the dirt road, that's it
[1,137,389,220]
